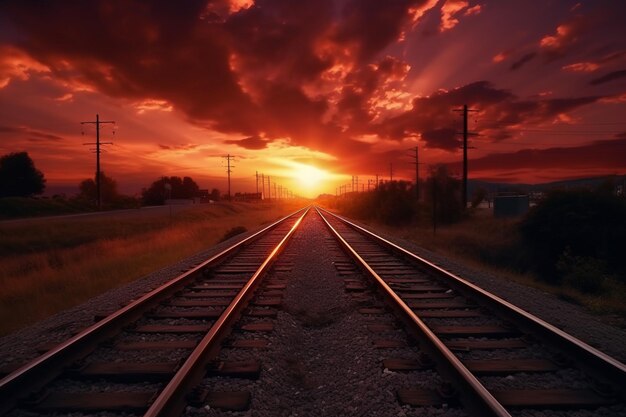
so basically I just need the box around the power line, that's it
[81,113,115,210]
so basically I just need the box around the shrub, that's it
[520,189,626,284]
[556,249,608,293]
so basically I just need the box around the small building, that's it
[494,194,529,218]
[233,192,263,201]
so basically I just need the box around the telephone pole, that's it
[81,113,115,210]
[454,104,478,210]
[408,146,421,200]
[222,154,235,200]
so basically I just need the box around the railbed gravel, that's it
[186,212,468,417]
[2,210,625,417]
[343,217,626,363]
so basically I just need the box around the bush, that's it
[520,189,626,285]
[556,249,608,294]
[337,181,417,226]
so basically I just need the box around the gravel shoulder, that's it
[341,215,626,363]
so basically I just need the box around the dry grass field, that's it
[0,201,304,336]
[363,208,626,324]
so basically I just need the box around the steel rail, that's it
[144,206,310,417]
[315,207,511,417]
[0,207,307,416]
[318,207,626,393]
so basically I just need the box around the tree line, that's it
[0,151,221,210]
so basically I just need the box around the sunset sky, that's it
[1,0,625,198]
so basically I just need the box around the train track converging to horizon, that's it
[0,206,624,417]
[316,207,626,417]
[0,207,309,417]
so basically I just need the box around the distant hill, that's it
[468,174,626,196]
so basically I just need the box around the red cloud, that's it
[373,81,601,151]
[539,16,589,60]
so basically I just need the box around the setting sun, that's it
[293,164,326,189]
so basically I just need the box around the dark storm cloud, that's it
[1,0,430,160]
[589,69,626,85]
[334,0,431,62]
[509,52,536,71]
[0,124,63,142]
[0,0,617,168]
[471,138,626,172]
[373,81,601,151]
[374,81,513,148]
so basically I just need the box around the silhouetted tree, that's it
[181,176,200,198]
[142,176,201,205]
[77,171,118,204]
[209,188,220,201]
[0,152,46,197]
[426,165,462,224]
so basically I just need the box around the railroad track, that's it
[1,206,624,417]
[0,207,309,417]
[317,207,626,417]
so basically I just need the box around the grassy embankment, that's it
[359,208,626,324]
[0,201,304,336]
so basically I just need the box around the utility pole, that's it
[267,176,271,201]
[256,171,259,195]
[409,146,421,200]
[454,104,478,210]
[222,154,235,200]
[375,174,379,190]
[81,113,115,210]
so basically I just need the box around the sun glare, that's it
[292,164,327,189]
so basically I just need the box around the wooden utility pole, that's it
[409,146,421,200]
[81,114,115,210]
[454,104,478,210]
[223,154,234,200]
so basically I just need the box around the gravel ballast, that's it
[1,208,624,417]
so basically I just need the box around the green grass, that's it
[0,201,304,336]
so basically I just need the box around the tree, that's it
[77,171,118,204]
[209,188,221,201]
[0,152,46,197]
[426,165,463,224]
[181,176,200,198]
[141,176,201,205]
